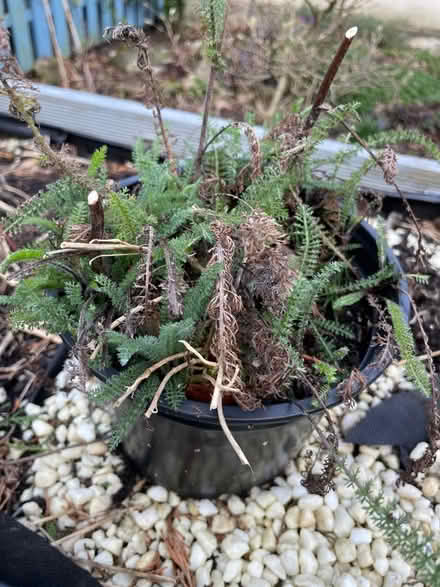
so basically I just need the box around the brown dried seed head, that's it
[380,145,398,185]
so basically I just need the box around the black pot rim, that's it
[63,220,409,431]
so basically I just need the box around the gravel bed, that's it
[0,362,436,587]
[1,215,439,587]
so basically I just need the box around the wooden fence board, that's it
[0,83,438,201]
[50,0,71,56]
[31,1,52,58]
[86,0,99,39]
[4,0,153,71]
[8,1,34,71]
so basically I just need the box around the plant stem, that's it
[88,191,104,240]
[116,351,188,408]
[42,0,69,88]
[334,117,424,261]
[194,66,217,177]
[304,26,357,132]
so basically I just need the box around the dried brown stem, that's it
[304,26,357,132]
[62,0,95,92]
[334,117,424,262]
[74,559,176,583]
[162,239,183,320]
[87,191,104,240]
[42,0,69,88]
[137,42,177,175]
[194,67,217,177]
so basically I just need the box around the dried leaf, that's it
[164,517,195,587]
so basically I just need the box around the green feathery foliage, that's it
[293,204,322,277]
[0,248,45,271]
[387,300,431,396]
[88,145,108,178]
[343,462,440,586]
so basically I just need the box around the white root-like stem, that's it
[217,392,251,468]
[201,373,242,394]
[113,352,187,408]
[145,361,190,418]
[210,362,224,411]
[178,340,218,368]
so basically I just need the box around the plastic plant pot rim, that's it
[62,221,409,431]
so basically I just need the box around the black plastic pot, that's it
[89,221,406,498]
[62,221,408,497]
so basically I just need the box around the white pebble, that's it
[373,557,389,576]
[261,528,276,551]
[263,554,286,580]
[198,499,217,516]
[315,506,334,532]
[223,559,242,583]
[266,501,285,519]
[335,538,357,563]
[195,529,217,557]
[423,476,439,498]
[32,419,54,437]
[76,421,96,443]
[410,442,429,461]
[334,506,354,537]
[298,509,315,529]
[350,528,372,545]
[383,572,403,587]
[227,496,246,515]
[196,564,212,587]
[270,486,292,505]
[316,545,336,566]
[34,469,58,488]
[111,572,133,586]
[248,559,263,578]
[0,387,6,403]
[371,539,389,559]
[89,495,112,517]
[132,507,160,530]
[397,484,422,501]
[55,424,68,444]
[100,536,123,557]
[297,495,323,511]
[147,485,168,503]
[190,542,208,570]
[212,514,235,534]
[67,487,95,507]
[278,549,298,576]
[94,550,113,566]
[25,403,42,416]
[221,535,249,559]
[357,544,373,568]
[256,491,276,509]
[294,575,325,587]
[333,573,358,587]
[22,501,43,516]
[298,549,318,574]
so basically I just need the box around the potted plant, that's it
[0,14,431,500]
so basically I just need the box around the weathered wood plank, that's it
[8,1,34,72]
[0,83,438,201]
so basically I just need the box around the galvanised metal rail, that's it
[0,83,439,202]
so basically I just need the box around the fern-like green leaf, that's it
[387,300,431,396]
[332,291,365,311]
[1,248,45,271]
[88,146,108,178]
